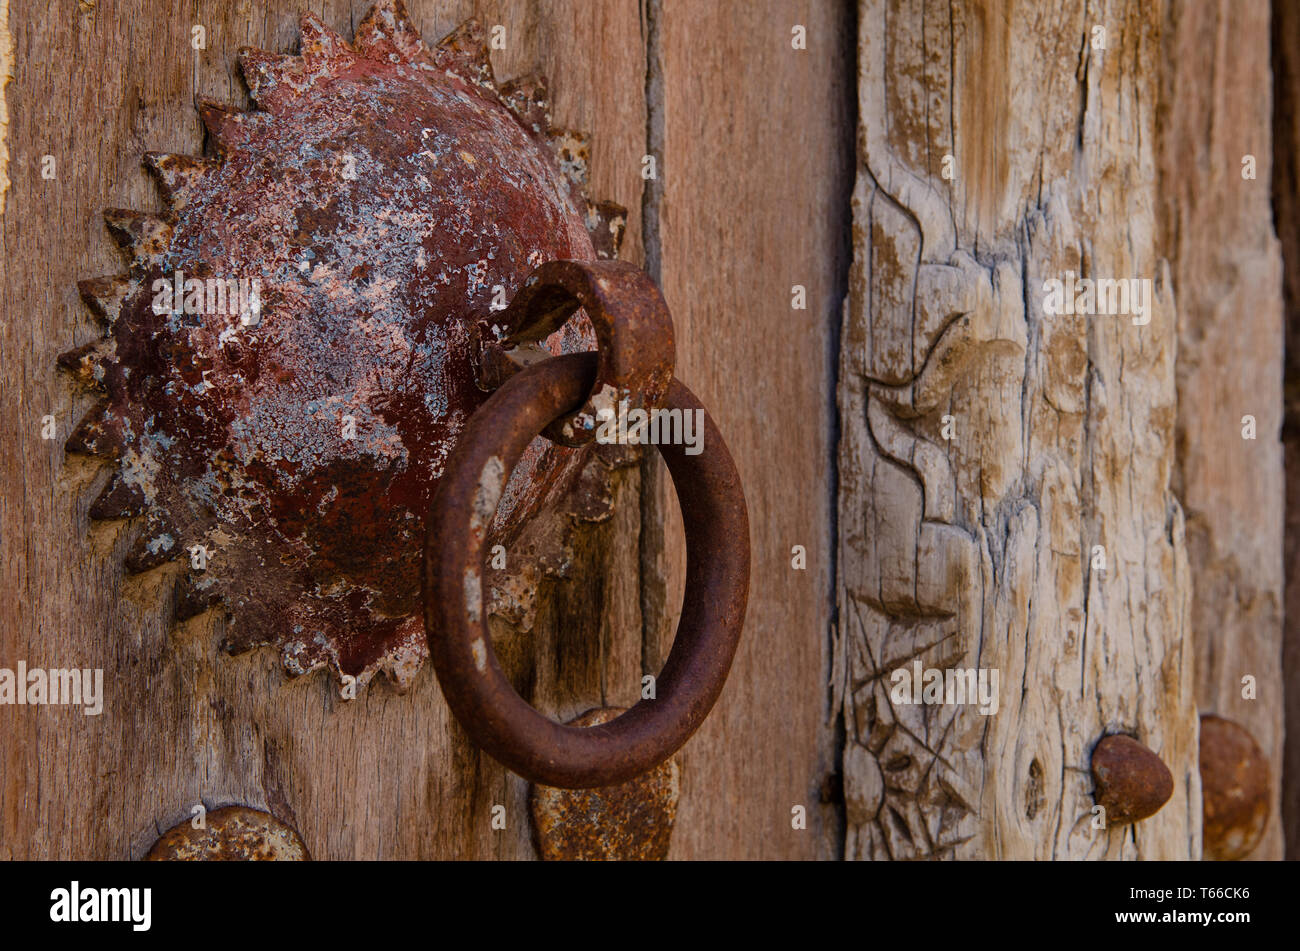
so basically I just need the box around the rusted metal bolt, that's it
[529,708,680,861]
[1199,714,1270,861]
[1090,734,1174,825]
[146,806,310,861]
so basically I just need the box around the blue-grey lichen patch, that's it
[60,1,627,694]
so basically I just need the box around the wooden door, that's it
[1,0,1290,863]
[0,0,847,860]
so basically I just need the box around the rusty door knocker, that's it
[64,0,749,793]
[426,260,750,788]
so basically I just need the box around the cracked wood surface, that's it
[838,0,1200,859]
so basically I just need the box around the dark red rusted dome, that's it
[62,2,623,691]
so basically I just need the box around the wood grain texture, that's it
[839,0,1199,859]
[0,0,649,860]
[1159,0,1284,860]
[648,0,853,859]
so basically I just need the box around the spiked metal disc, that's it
[62,1,626,693]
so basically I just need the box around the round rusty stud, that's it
[1090,734,1174,825]
[146,806,310,861]
[1199,714,1270,860]
[424,352,749,788]
[475,259,676,447]
[530,707,680,860]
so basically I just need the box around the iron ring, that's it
[423,351,749,788]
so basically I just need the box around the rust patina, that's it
[63,1,624,692]
[530,708,680,860]
[147,806,309,861]
[1090,734,1175,825]
[1199,714,1270,860]
[424,353,751,788]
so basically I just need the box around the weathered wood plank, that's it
[650,0,853,859]
[0,0,647,860]
[839,0,1199,859]
[1159,0,1284,860]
